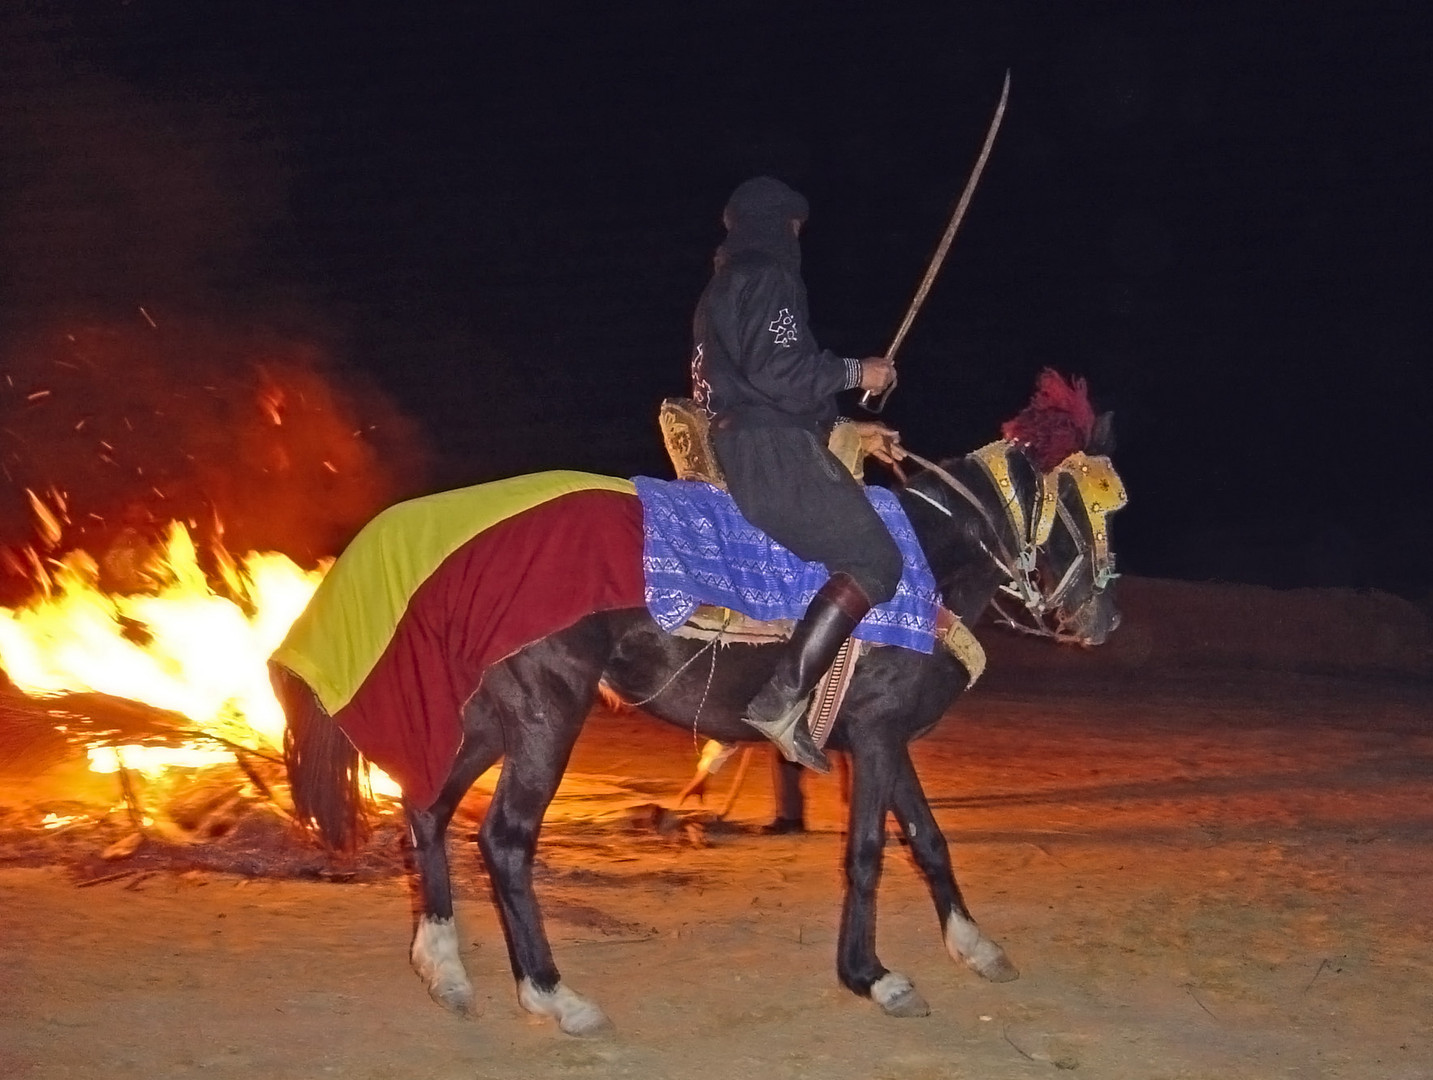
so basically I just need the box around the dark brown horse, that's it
[280,420,1122,1035]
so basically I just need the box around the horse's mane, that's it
[999,369,1095,473]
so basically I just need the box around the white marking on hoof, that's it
[871,971,931,1018]
[945,909,1019,982]
[411,916,476,1016]
[518,977,613,1037]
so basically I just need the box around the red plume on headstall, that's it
[1000,369,1096,473]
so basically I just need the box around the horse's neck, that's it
[900,454,1027,623]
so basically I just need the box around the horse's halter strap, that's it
[908,442,1126,642]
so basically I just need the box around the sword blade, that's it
[861,69,1011,414]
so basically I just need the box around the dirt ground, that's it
[2,572,1433,1077]
[2,581,1432,1080]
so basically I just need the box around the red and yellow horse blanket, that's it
[271,471,644,808]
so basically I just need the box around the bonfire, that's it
[0,511,407,876]
[0,321,419,880]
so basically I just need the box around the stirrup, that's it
[744,710,831,774]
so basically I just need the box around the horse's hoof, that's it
[519,978,614,1037]
[882,987,932,1018]
[428,979,477,1018]
[964,937,1020,983]
[411,916,475,1016]
[871,972,931,1018]
[559,1004,615,1038]
[945,913,1020,983]
[971,950,1020,983]
[761,817,806,835]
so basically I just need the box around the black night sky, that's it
[1,2,1429,599]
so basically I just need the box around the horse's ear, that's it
[1089,411,1116,456]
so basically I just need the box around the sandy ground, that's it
[3,657,1432,1080]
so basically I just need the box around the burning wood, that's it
[0,685,412,881]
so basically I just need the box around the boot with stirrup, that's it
[743,573,872,774]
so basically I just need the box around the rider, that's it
[691,175,903,773]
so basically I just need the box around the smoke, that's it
[0,9,431,579]
[0,9,294,321]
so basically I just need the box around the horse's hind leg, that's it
[407,721,505,1017]
[889,749,1018,983]
[477,629,613,1036]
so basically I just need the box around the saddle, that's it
[657,399,985,748]
[658,397,868,486]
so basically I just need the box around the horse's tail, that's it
[271,662,369,852]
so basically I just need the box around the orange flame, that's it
[0,523,404,791]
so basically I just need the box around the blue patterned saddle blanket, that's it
[633,476,940,654]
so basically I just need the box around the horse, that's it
[276,406,1123,1035]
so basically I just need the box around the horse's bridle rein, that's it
[902,444,1126,643]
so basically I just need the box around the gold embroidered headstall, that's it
[966,441,1127,641]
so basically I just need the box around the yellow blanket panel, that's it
[271,470,635,716]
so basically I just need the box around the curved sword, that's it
[861,69,1011,413]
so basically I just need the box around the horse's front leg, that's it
[406,723,506,1017]
[889,749,1019,982]
[838,740,930,1018]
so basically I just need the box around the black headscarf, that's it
[715,176,808,272]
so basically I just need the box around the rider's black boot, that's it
[743,573,872,774]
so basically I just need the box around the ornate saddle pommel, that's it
[659,398,866,486]
[826,420,867,480]
[659,399,726,487]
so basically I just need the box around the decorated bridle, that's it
[904,444,1125,641]
[898,370,1127,643]
[971,442,1125,639]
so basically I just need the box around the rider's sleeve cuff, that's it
[843,357,861,390]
